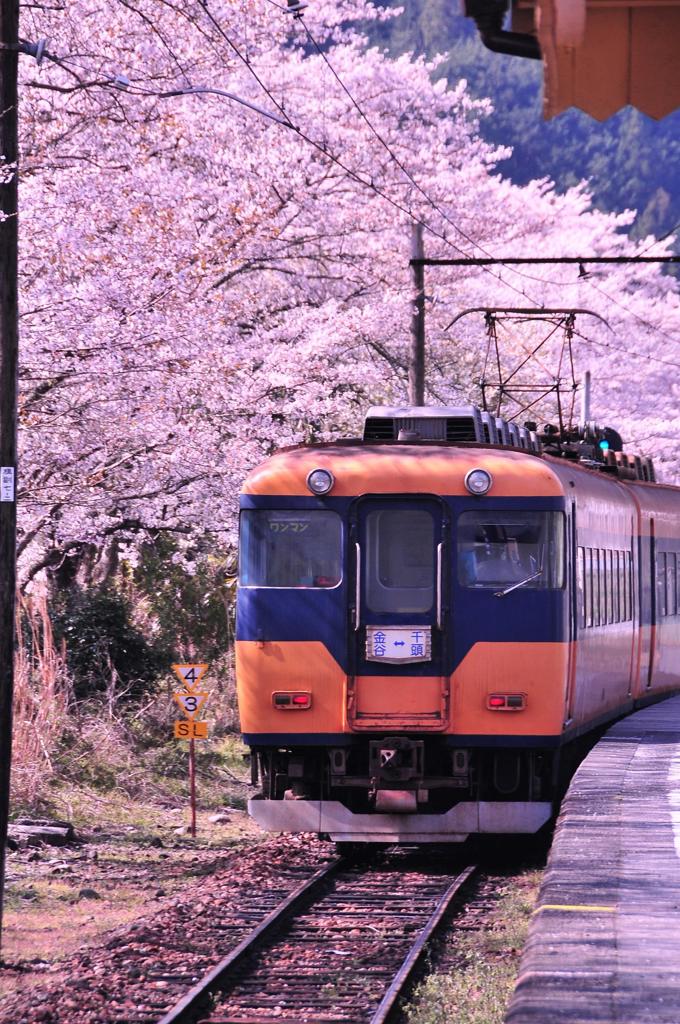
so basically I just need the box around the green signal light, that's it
[599,440,610,450]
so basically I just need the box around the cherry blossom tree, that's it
[13,0,680,586]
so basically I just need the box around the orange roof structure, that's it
[466,0,680,120]
[533,0,680,120]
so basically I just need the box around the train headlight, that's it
[306,468,334,495]
[465,468,492,495]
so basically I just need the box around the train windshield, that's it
[457,511,564,590]
[239,510,342,588]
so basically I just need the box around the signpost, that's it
[171,663,210,837]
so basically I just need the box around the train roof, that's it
[242,436,680,503]
[241,440,564,498]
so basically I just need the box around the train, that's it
[235,405,680,843]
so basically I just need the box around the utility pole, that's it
[408,222,425,406]
[0,0,19,956]
[580,369,591,429]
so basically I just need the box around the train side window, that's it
[585,548,598,626]
[677,552,680,616]
[577,546,586,629]
[592,549,599,627]
[657,552,667,618]
[606,552,614,622]
[585,548,593,627]
[625,550,631,621]
[611,550,618,623]
[668,553,677,616]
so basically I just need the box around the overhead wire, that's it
[571,324,680,371]
[636,219,680,256]
[625,432,680,445]
[191,0,546,305]
[24,15,665,316]
[272,2,568,295]
[291,9,499,259]
[583,276,679,347]
[18,10,680,482]
[22,9,680,365]
[272,2,674,298]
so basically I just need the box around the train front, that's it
[236,414,569,842]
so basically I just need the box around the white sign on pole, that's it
[0,468,14,503]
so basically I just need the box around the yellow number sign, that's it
[172,691,208,720]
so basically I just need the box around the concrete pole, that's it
[580,369,591,430]
[408,222,425,406]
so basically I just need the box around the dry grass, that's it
[0,809,263,1003]
[12,594,70,807]
[404,868,542,1024]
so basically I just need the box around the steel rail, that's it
[156,858,342,1024]
[370,863,477,1024]
[157,858,478,1024]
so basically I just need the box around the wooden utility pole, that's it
[0,0,19,956]
[408,222,425,406]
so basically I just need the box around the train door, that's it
[347,496,450,731]
[646,521,659,689]
[564,502,578,725]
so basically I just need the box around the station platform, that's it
[506,695,680,1024]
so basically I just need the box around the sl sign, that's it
[174,719,208,740]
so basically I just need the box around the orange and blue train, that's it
[235,406,680,843]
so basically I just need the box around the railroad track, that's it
[157,854,477,1024]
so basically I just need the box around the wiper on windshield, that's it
[494,567,543,598]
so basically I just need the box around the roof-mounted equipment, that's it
[363,406,486,443]
[360,405,655,482]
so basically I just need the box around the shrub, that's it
[52,587,166,705]
[127,535,236,665]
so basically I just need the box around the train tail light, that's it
[273,692,312,709]
[487,694,526,711]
